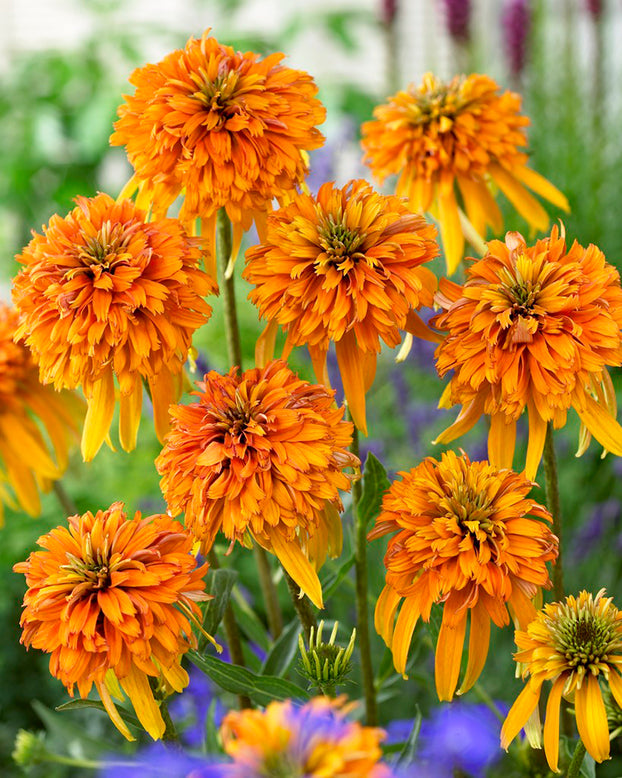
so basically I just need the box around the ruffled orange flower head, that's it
[433,227,622,480]
[12,193,215,461]
[111,30,326,264]
[221,697,392,777]
[14,502,213,741]
[156,360,357,609]
[0,302,82,523]
[369,451,557,701]
[501,590,622,772]
[362,73,569,274]
[244,179,439,434]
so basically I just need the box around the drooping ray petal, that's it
[82,367,116,462]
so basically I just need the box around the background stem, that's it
[543,423,564,601]
[284,569,316,641]
[566,739,587,778]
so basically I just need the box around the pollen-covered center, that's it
[75,221,132,273]
[407,79,467,130]
[62,533,116,592]
[198,69,241,115]
[441,483,501,551]
[551,611,617,670]
[316,216,366,275]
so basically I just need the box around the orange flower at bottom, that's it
[369,452,557,700]
[221,697,391,777]
[14,503,212,740]
[501,590,622,772]
[156,360,357,610]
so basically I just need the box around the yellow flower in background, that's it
[156,360,357,610]
[433,227,622,480]
[221,697,392,777]
[14,502,213,741]
[501,590,622,772]
[244,179,439,434]
[12,193,215,461]
[362,73,569,274]
[111,30,326,267]
[0,302,81,523]
[369,451,557,701]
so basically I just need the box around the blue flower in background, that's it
[169,665,225,747]
[100,742,227,778]
[394,702,504,778]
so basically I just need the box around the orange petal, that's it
[255,319,279,369]
[575,393,622,456]
[119,374,143,453]
[433,394,486,445]
[158,660,189,693]
[575,674,610,763]
[457,601,491,695]
[488,414,516,470]
[489,164,549,232]
[512,166,570,212]
[608,669,622,710]
[404,309,443,344]
[525,401,547,481]
[500,679,543,750]
[375,585,402,646]
[117,174,139,203]
[119,666,165,741]
[435,607,468,701]
[148,368,177,445]
[264,526,323,609]
[322,502,343,559]
[335,330,367,435]
[81,368,116,462]
[200,215,218,281]
[308,344,331,389]
[543,676,565,773]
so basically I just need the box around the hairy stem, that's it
[566,740,587,778]
[543,423,564,601]
[352,422,378,725]
[254,545,283,639]
[284,570,316,642]
[52,481,78,516]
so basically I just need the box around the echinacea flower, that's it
[111,30,325,264]
[368,451,557,700]
[156,360,357,609]
[501,589,622,771]
[12,193,215,461]
[244,179,439,434]
[14,502,213,740]
[361,73,569,274]
[0,302,82,523]
[433,227,622,480]
[221,697,393,777]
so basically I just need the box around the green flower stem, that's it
[52,481,78,516]
[566,740,587,778]
[543,422,564,601]
[472,681,504,723]
[351,421,378,726]
[214,207,282,685]
[284,569,317,642]
[207,549,252,709]
[160,699,180,743]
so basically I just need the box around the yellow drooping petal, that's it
[489,164,549,232]
[575,674,610,764]
[97,679,135,742]
[158,660,189,694]
[119,665,166,741]
[488,414,516,470]
[392,598,421,676]
[201,214,218,280]
[255,319,279,369]
[403,309,443,344]
[119,375,143,453]
[433,395,485,445]
[435,607,468,701]
[148,367,177,445]
[512,166,570,213]
[265,526,324,609]
[543,676,565,773]
[525,401,548,481]
[457,601,490,695]
[335,330,367,435]
[81,367,116,462]
[375,584,402,646]
[575,392,622,456]
[437,178,465,275]
[308,344,331,389]
[0,415,60,480]
[500,680,543,750]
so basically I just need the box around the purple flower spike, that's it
[442,0,472,43]
[585,0,603,19]
[502,0,531,78]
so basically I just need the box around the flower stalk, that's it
[566,740,587,778]
[543,423,564,601]
[352,422,378,725]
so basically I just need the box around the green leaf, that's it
[232,591,271,652]
[202,568,238,638]
[321,554,355,599]
[261,619,301,677]
[203,699,223,755]
[54,698,141,730]
[395,707,422,766]
[357,452,390,529]
[188,651,310,707]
